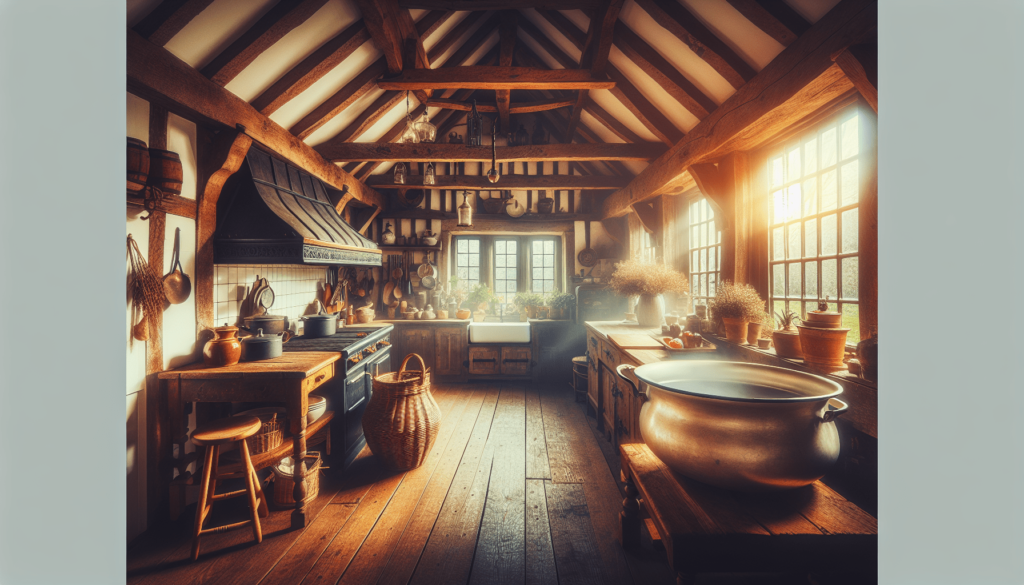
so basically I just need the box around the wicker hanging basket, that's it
[362,354,440,471]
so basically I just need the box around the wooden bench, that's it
[619,443,877,584]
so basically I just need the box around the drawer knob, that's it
[314,374,326,383]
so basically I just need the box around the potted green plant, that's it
[548,292,575,320]
[708,281,764,344]
[513,292,545,320]
[607,260,688,327]
[772,308,804,359]
[467,283,496,322]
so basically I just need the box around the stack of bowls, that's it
[307,395,327,423]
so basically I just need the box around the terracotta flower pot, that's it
[804,311,843,328]
[456,309,471,320]
[746,322,763,345]
[472,310,486,322]
[772,330,804,359]
[722,317,749,344]
[797,325,849,373]
[526,306,538,319]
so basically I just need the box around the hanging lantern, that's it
[424,162,435,185]
[467,100,482,146]
[400,92,420,144]
[457,191,473,227]
[532,123,548,146]
[413,112,436,143]
[486,119,500,183]
[394,162,407,184]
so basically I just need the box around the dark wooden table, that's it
[619,443,878,584]
[158,352,340,529]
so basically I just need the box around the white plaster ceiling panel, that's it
[622,160,647,176]
[606,45,700,132]
[356,95,425,143]
[225,0,361,102]
[677,0,784,70]
[127,0,164,27]
[303,85,385,146]
[268,42,383,130]
[421,11,471,57]
[164,0,279,70]
[587,89,660,142]
[520,9,583,64]
[579,109,626,144]
[516,29,563,69]
[462,30,500,68]
[784,0,841,23]
[618,0,734,104]
[429,12,494,67]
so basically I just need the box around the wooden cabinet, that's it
[587,331,601,416]
[434,326,467,377]
[393,328,433,367]
[467,346,500,375]
[500,347,531,376]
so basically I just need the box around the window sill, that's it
[704,334,876,391]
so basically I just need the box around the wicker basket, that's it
[271,452,321,507]
[235,407,284,455]
[362,354,440,471]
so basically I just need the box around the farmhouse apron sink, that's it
[468,322,531,344]
[616,360,848,492]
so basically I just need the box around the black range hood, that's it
[214,146,381,266]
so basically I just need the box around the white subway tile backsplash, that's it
[214,264,328,330]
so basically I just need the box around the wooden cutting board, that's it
[608,334,664,351]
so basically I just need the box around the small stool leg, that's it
[191,445,215,561]
[620,473,641,550]
[239,439,263,543]
[206,445,220,506]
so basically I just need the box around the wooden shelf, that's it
[218,411,335,474]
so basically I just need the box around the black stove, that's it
[284,326,393,373]
[283,324,393,471]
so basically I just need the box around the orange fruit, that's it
[668,338,683,349]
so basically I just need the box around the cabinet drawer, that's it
[467,346,500,375]
[303,363,334,393]
[500,347,531,376]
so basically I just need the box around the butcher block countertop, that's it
[157,352,340,379]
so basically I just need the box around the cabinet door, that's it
[396,329,434,373]
[500,346,531,376]
[435,327,466,377]
[599,362,615,435]
[467,346,500,375]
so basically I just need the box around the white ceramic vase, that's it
[635,294,665,328]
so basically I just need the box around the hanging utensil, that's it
[404,251,414,297]
[162,227,192,305]
[578,221,597,267]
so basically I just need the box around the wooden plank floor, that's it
[127,382,676,585]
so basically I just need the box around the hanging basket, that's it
[363,354,440,471]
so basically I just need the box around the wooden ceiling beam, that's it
[398,0,599,8]
[832,43,877,113]
[496,11,518,133]
[600,0,876,219]
[533,8,682,145]
[289,59,387,140]
[367,175,629,190]
[200,0,329,86]
[613,21,716,119]
[426,98,574,114]
[126,28,386,211]
[317,142,666,162]
[377,67,615,90]
[726,0,811,46]
[251,19,370,115]
[632,0,756,89]
[354,0,406,74]
[132,0,215,46]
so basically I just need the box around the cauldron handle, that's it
[821,398,849,422]
[616,364,647,403]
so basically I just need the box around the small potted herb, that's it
[467,283,496,322]
[772,308,804,358]
[708,281,764,344]
[547,293,575,320]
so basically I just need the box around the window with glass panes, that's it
[689,197,721,309]
[768,108,862,343]
[531,239,556,294]
[494,239,518,309]
[455,237,481,284]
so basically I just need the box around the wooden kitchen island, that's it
[158,352,340,529]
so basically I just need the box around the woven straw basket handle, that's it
[398,353,428,384]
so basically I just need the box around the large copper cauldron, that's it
[616,360,848,491]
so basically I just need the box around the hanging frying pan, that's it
[577,221,597,267]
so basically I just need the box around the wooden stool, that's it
[189,416,269,560]
[571,356,589,403]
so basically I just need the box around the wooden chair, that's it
[189,416,269,560]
